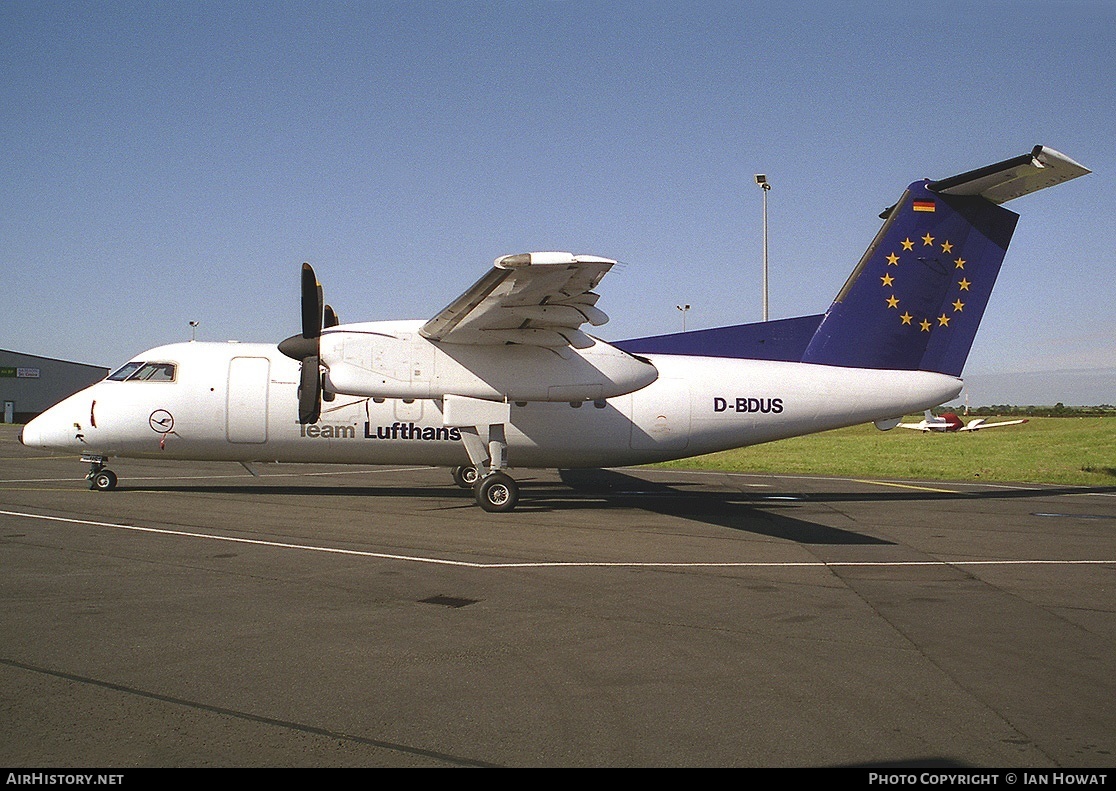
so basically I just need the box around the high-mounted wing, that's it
[419,252,615,349]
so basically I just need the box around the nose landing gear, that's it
[82,454,117,491]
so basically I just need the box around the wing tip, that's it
[494,252,618,269]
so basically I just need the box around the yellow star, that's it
[941,240,953,253]
[938,313,951,327]
[958,278,971,291]
[886,295,900,309]
[900,311,913,325]
[922,233,935,246]
[886,252,900,266]
[901,238,915,251]
[952,299,965,312]
[954,257,966,269]
[881,273,895,287]
[920,318,932,332]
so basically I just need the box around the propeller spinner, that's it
[278,263,337,423]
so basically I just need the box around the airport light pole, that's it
[676,304,690,331]
[755,174,771,322]
[189,321,199,341]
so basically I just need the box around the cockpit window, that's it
[130,362,177,381]
[107,361,177,382]
[108,362,144,381]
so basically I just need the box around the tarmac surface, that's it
[1,422,1114,767]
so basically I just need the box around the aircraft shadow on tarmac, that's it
[119,469,1115,546]
[124,471,868,543]
[551,468,889,544]
[553,469,1116,542]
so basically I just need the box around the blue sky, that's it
[2,1,1112,404]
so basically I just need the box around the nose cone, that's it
[19,414,45,447]
[19,398,87,450]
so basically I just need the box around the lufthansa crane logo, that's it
[149,409,174,433]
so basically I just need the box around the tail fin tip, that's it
[928,145,1090,205]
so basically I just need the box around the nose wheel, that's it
[90,469,118,491]
[83,454,117,491]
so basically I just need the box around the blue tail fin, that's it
[799,182,1018,376]
[615,147,1088,375]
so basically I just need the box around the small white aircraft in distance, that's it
[897,410,1029,432]
[21,146,1089,512]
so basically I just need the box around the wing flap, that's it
[502,303,609,327]
[420,252,617,346]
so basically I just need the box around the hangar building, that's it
[0,349,109,423]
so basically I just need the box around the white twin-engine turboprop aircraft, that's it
[21,146,1089,511]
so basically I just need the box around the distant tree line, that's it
[939,404,1116,417]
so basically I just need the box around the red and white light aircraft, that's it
[20,146,1088,511]
[897,410,1028,432]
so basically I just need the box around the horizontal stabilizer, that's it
[616,314,823,361]
[928,145,1090,205]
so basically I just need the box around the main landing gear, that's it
[83,454,117,491]
[474,471,519,513]
[451,464,480,488]
[451,465,520,513]
[444,396,523,513]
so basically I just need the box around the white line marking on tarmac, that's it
[0,466,431,485]
[3,508,1113,571]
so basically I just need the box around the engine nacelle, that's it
[320,321,657,402]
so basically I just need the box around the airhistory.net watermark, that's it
[6,775,123,786]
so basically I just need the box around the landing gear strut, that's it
[461,425,520,512]
[444,395,522,513]
[83,454,117,491]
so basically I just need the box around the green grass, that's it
[655,417,1116,486]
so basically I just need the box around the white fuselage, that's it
[21,338,963,469]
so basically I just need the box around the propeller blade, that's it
[300,263,323,340]
[280,264,328,360]
[298,355,322,424]
[283,263,329,421]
